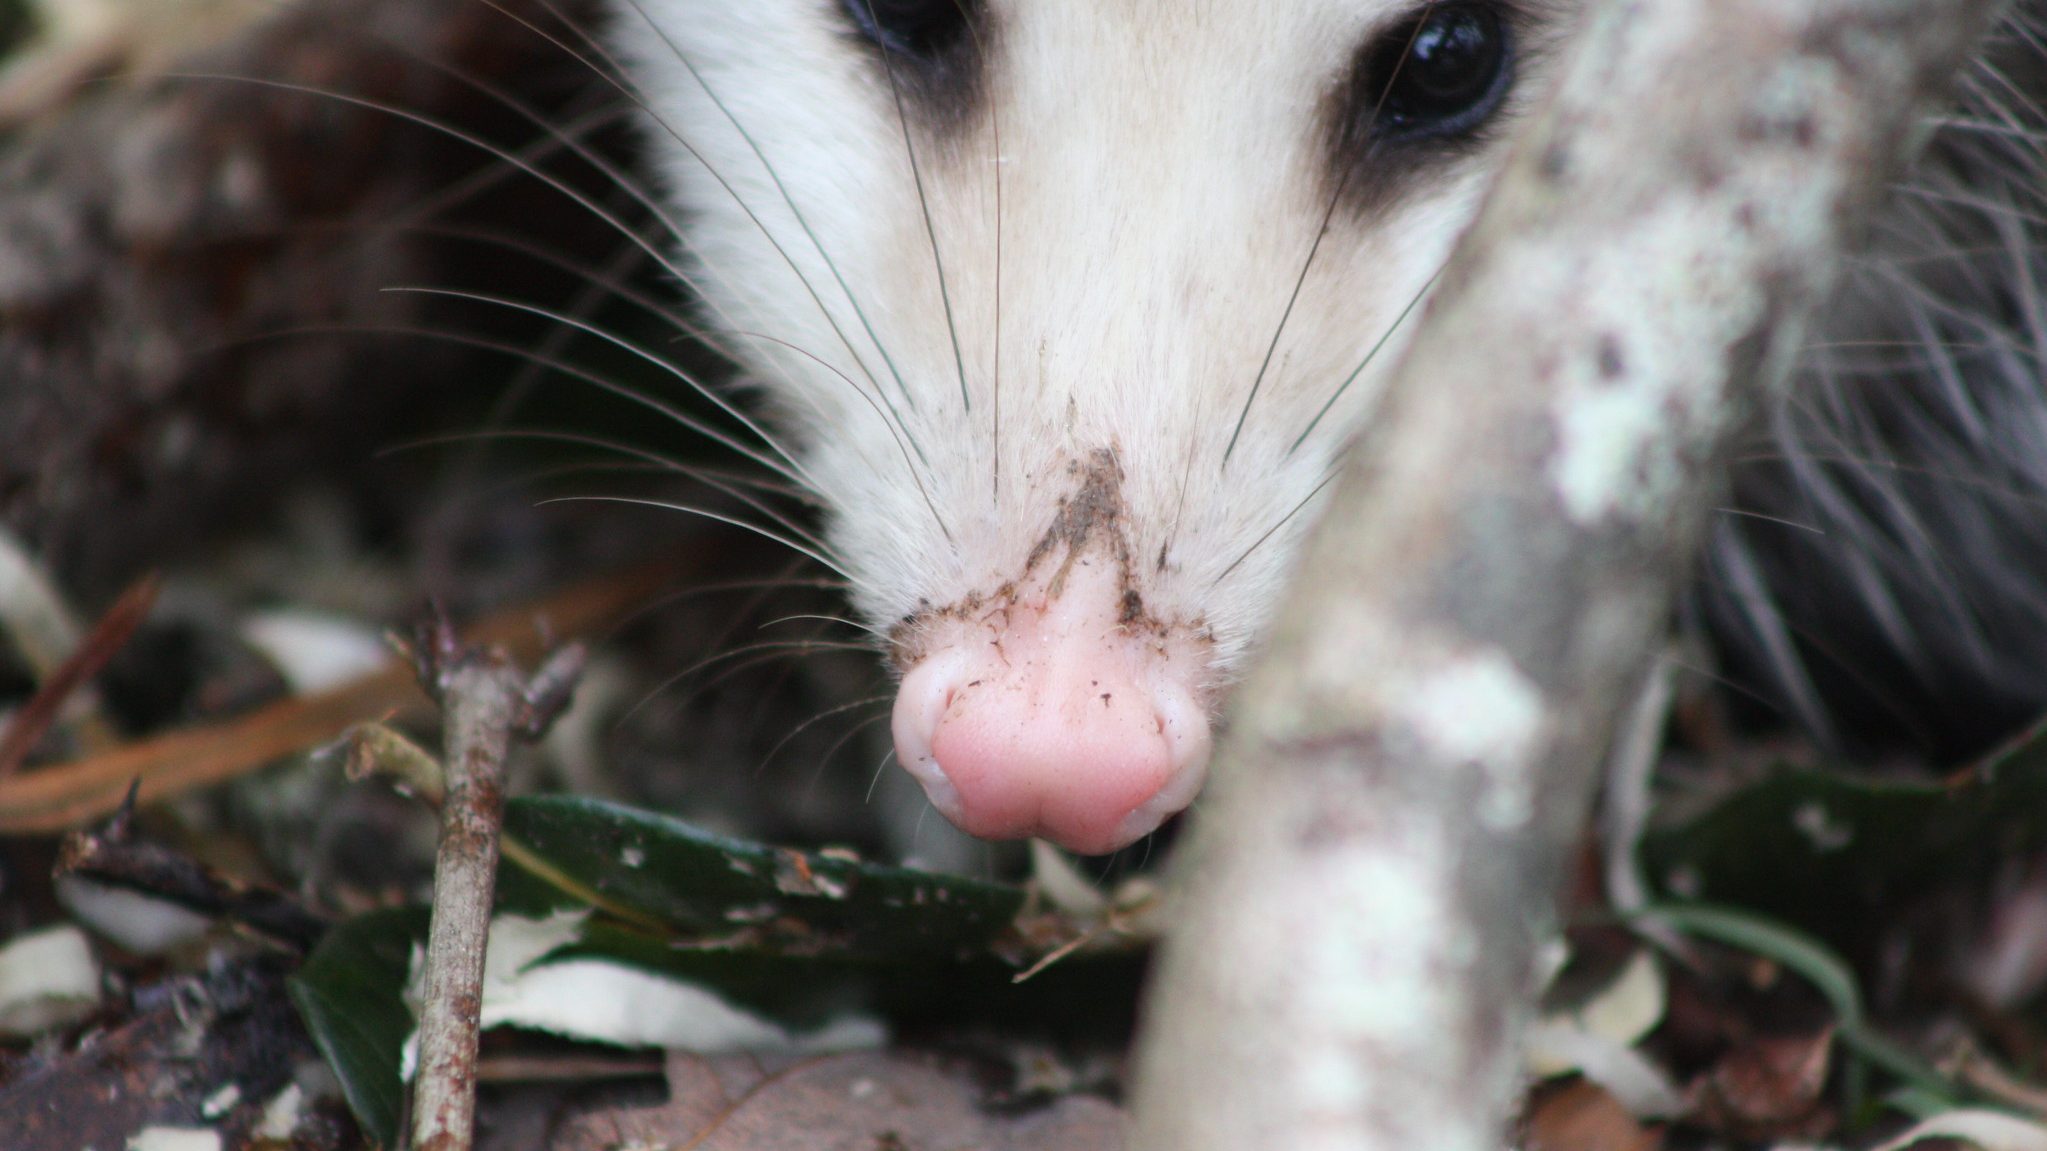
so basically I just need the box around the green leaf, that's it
[1640,717,2047,951]
[286,907,428,1149]
[498,795,1028,960]
[1642,904,1864,1023]
[1883,1085,1963,1122]
[287,802,1057,1140]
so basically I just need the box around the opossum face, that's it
[622,0,1567,852]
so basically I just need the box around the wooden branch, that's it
[1125,0,2006,1147]
[406,621,583,1151]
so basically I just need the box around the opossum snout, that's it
[889,554,1213,855]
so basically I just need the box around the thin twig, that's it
[55,790,329,952]
[0,574,157,778]
[405,618,584,1151]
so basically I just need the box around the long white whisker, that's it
[812,709,894,798]
[389,427,808,498]
[241,318,813,492]
[648,642,879,719]
[396,220,747,362]
[731,328,958,546]
[170,73,707,303]
[376,34,866,393]
[545,494,854,583]
[760,613,887,640]
[404,425,828,548]
[763,693,894,774]
[381,287,826,491]
[617,0,921,410]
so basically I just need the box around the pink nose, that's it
[890,557,1212,855]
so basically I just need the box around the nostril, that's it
[887,567,1217,853]
[889,641,1216,853]
[890,649,979,823]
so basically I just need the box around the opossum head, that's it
[622,0,1567,853]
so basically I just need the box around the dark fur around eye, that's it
[1322,1,1529,215]
[840,0,977,62]
[837,0,987,129]
[1354,2,1516,147]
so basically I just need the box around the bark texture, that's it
[1126,1,2005,1147]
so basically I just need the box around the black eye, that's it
[841,0,973,61]
[1360,3,1513,143]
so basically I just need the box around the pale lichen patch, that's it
[1396,649,1545,828]
[1399,651,1543,774]
[1551,365,1671,524]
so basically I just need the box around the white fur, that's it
[619,0,2047,760]
[615,0,1547,690]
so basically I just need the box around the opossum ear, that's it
[1356,2,1514,144]
[840,0,976,62]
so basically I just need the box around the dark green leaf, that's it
[1640,717,2047,950]
[286,906,428,1149]
[499,795,1028,960]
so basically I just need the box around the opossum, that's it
[613,0,2047,854]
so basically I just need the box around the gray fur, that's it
[1704,3,2047,757]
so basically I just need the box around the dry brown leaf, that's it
[0,562,677,834]
[1521,1078,1664,1151]
[1690,1025,1835,1141]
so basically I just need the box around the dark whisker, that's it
[1208,468,1341,592]
[963,0,1006,501]
[1224,11,1435,467]
[864,0,972,414]
[1161,437,1200,573]
[473,0,928,459]
[1289,263,1441,456]
[615,0,924,418]
[1224,180,1353,468]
